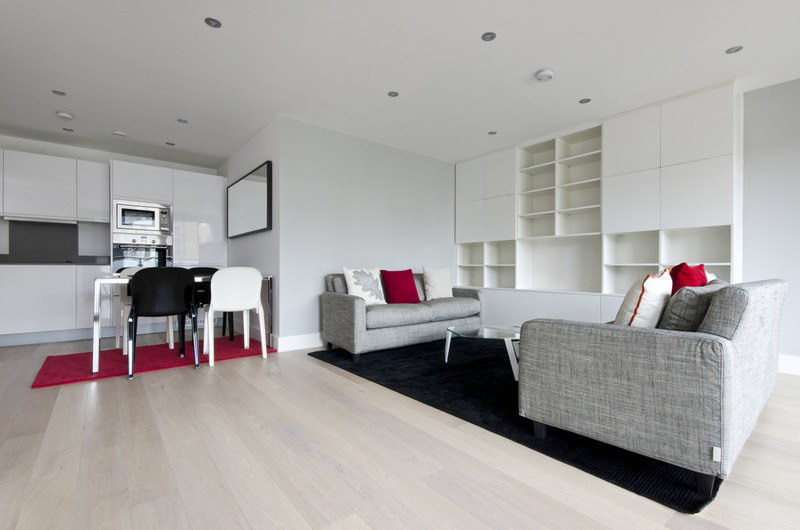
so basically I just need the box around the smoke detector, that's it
[534,68,555,82]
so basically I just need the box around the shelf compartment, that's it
[518,213,555,238]
[485,240,516,265]
[519,140,556,169]
[660,225,731,266]
[703,264,731,283]
[457,242,484,266]
[557,180,601,210]
[604,231,659,264]
[557,126,602,159]
[558,157,601,185]
[457,266,484,288]
[516,236,602,292]
[519,166,556,192]
[557,207,601,236]
[519,189,555,216]
[603,264,661,295]
[485,265,516,288]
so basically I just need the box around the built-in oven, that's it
[113,200,172,235]
[111,232,173,272]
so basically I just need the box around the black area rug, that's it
[309,338,720,514]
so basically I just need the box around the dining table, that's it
[91,273,273,373]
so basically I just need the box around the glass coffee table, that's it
[445,324,522,380]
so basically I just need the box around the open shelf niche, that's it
[456,240,516,288]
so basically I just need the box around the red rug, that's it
[31,336,276,388]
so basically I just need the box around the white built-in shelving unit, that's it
[455,84,741,309]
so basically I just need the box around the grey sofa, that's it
[321,273,482,360]
[517,279,788,497]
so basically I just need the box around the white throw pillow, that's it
[614,269,673,328]
[343,267,386,305]
[423,266,452,300]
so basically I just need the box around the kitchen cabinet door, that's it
[0,265,77,334]
[77,160,110,221]
[172,170,227,267]
[3,150,77,220]
[111,160,173,203]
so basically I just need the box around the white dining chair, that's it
[116,267,174,354]
[203,267,267,366]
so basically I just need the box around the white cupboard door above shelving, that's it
[602,106,660,177]
[483,148,516,198]
[111,160,173,203]
[660,155,733,230]
[660,85,734,167]
[483,195,516,242]
[455,200,484,243]
[77,160,110,222]
[3,150,77,220]
[602,169,660,234]
[455,158,483,203]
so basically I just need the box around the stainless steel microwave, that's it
[113,200,172,234]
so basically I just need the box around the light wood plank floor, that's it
[1,333,799,529]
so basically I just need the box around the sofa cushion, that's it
[423,266,453,300]
[381,269,421,304]
[670,262,708,295]
[366,303,433,329]
[697,284,750,340]
[422,297,481,322]
[657,279,728,331]
[343,267,386,305]
[614,269,673,328]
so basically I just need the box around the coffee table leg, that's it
[444,329,453,363]
[505,337,519,381]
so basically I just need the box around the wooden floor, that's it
[1,334,799,530]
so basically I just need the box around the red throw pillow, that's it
[669,262,707,295]
[380,269,420,304]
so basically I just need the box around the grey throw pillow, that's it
[657,280,728,331]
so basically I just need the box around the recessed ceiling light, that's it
[166,142,175,146]
[177,118,188,124]
[387,91,399,97]
[55,111,74,121]
[51,90,67,96]
[62,127,74,132]
[725,45,743,54]
[579,98,591,104]
[488,131,498,135]
[205,17,222,29]
[481,32,496,42]
[111,131,128,137]
[534,68,554,82]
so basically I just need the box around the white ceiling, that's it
[2,0,800,169]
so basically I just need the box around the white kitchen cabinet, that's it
[111,160,173,203]
[0,265,77,334]
[0,149,4,215]
[660,155,733,229]
[3,150,77,220]
[602,169,661,234]
[602,106,660,177]
[77,160,110,222]
[660,85,734,167]
[76,265,112,328]
[455,200,483,243]
[172,170,227,267]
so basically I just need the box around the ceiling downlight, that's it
[205,17,222,29]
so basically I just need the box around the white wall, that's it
[743,78,800,359]
[219,117,455,346]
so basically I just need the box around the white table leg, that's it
[505,337,520,381]
[444,329,453,363]
[92,278,102,373]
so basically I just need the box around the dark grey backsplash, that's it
[0,221,109,264]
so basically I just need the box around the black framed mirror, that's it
[227,160,272,238]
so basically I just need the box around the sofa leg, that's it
[326,342,333,350]
[351,353,361,364]
[533,420,547,439]
[696,472,716,498]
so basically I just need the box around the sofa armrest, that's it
[321,291,366,354]
[518,318,739,478]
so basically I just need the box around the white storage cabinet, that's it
[0,265,77,334]
[3,150,77,221]
[172,170,227,267]
[77,161,110,222]
[111,160,173,203]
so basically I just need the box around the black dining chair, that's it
[127,267,199,380]
[189,267,234,343]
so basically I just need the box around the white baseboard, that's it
[275,332,323,352]
[779,354,800,375]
